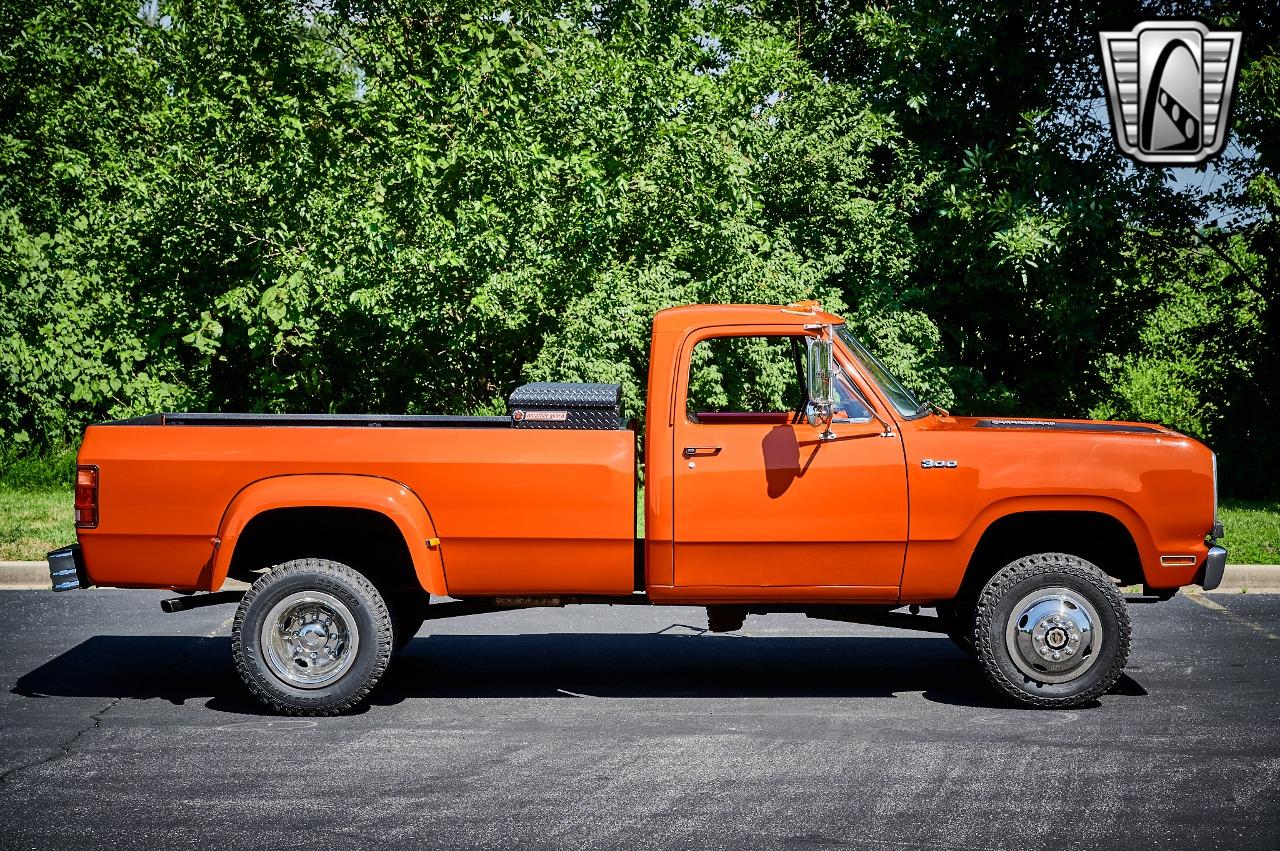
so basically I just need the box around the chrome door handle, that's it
[683,446,722,457]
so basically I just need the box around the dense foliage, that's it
[0,0,1275,496]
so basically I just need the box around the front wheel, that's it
[232,558,394,715]
[974,553,1130,708]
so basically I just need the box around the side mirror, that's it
[805,334,837,439]
[806,335,836,409]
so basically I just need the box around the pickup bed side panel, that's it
[76,425,637,595]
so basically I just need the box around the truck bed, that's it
[76,415,638,596]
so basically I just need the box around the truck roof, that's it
[651,302,845,334]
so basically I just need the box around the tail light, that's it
[75,465,99,528]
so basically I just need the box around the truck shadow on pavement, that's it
[12,633,1147,715]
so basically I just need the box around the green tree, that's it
[0,0,1275,499]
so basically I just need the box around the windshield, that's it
[835,326,925,419]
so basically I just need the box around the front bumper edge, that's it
[1197,545,1228,592]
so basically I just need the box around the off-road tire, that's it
[974,552,1130,708]
[233,558,394,716]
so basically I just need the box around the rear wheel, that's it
[233,558,394,715]
[974,552,1130,708]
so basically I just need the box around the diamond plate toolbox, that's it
[507,382,623,430]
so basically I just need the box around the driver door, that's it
[671,329,907,595]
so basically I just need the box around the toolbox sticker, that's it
[512,410,569,422]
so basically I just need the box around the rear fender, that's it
[208,474,446,595]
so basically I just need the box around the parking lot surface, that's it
[1,590,1277,850]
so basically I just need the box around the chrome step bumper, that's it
[47,544,88,591]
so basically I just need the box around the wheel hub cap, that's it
[260,591,359,689]
[1004,587,1103,684]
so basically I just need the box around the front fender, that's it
[964,494,1156,560]
[900,494,1159,600]
[207,474,447,595]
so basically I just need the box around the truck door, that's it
[671,329,908,594]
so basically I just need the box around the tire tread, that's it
[232,558,394,716]
[973,552,1131,708]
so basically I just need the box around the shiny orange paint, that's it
[665,323,906,602]
[897,414,1213,596]
[77,426,636,595]
[211,475,447,594]
[643,304,1213,603]
[75,302,1217,604]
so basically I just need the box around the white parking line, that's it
[1187,592,1280,640]
[1186,593,1226,611]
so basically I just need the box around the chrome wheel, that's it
[1004,586,1103,684]
[260,591,360,689]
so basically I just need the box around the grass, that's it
[0,486,74,561]
[0,448,76,560]
[1219,499,1280,565]
[1,472,1277,566]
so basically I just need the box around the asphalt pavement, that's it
[1,589,1277,850]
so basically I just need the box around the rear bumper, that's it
[47,544,89,591]
[1197,545,1228,592]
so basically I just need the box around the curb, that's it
[0,561,50,589]
[1208,564,1280,593]
[0,561,249,591]
[2,560,1278,592]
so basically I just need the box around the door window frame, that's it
[674,325,888,428]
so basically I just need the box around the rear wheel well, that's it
[227,507,423,599]
[959,511,1142,599]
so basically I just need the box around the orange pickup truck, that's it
[48,302,1225,714]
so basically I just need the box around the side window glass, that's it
[832,371,873,421]
[687,336,803,417]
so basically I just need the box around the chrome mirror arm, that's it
[868,409,896,438]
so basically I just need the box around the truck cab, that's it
[645,303,909,602]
